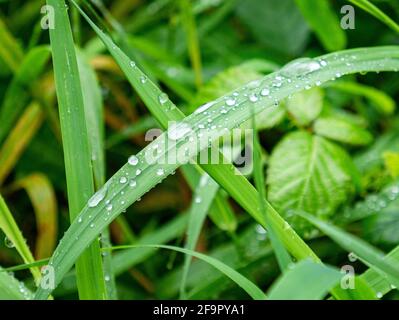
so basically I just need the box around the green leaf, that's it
[46,0,106,299]
[331,276,377,300]
[0,18,24,73]
[383,151,399,178]
[236,0,309,56]
[107,244,267,300]
[298,211,399,292]
[286,87,324,126]
[267,260,341,300]
[295,0,346,51]
[267,131,354,221]
[314,116,373,146]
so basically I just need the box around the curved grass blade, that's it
[12,173,58,260]
[267,260,341,300]
[0,103,44,186]
[105,244,266,300]
[0,194,41,282]
[0,18,24,73]
[46,0,106,299]
[180,174,219,298]
[297,211,399,291]
[349,0,399,34]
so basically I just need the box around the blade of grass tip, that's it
[348,0,399,34]
[267,260,342,300]
[12,173,58,260]
[0,194,41,283]
[0,103,44,186]
[180,173,219,299]
[251,106,292,271]
[179,0,203,88]
[0,266,34,300]
[47,0,106,299]
[297,210,399,290]
[72,0,318,262]
[106,244,266,300]
[76,48,117,299]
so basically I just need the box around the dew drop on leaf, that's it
[88,187,107,207]
[4,237,14,248]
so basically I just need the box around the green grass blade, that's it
[0,103,44,186]
[0,45,50,144]
[46,0,106,299]
[349,0,399,34]
[180,174,219,298]
[0,18,24,73]
[0,194,41,282]
[295,0,346,51]
[252,109,292,271]
[179,0,203,88]
[361,245,399,296]
[106,244,267,300]
[0,266,34,300]
[267,260,342,300]
[76,48,117,299]
[298,211,399,290]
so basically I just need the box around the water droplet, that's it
[158,93,169,105]
[129,179,137,188]
[195,101,214,114]
[119,177,127,184]
[376,292,383,299]
[168,122,192,140]
[4,237,14,248]
[320,60,327,67]
[128,155,139,166]
[130,61,136,67]
[140,75,147,83]
[226,98,236,106]
[90,223,95,228]
[136,169,142,176]
[78,217,82,223]
[156,168,165,176]
[249,93,259,102]
[88,188,107,207]
[348,252,358,262]
[106,204,113,211]
[260,88,270,96]
[104,275,111,282]
[194,196,202,203]
[281,58,321,78]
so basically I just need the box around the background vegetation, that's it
[0,0,399,300]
